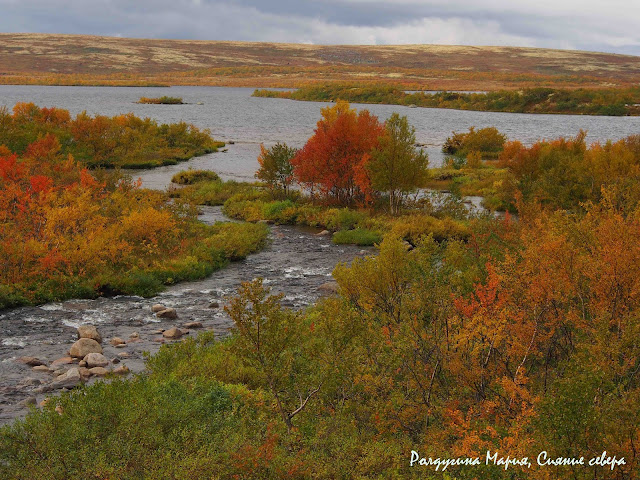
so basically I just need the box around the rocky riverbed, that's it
[0,206,372,424]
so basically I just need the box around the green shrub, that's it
[171,180,255,206]
[206,222,269,260]
[443,126,506,159]
[171,169,220,185]
[390,214,471,243]
[323,208,366,231]
[332,228,382,246]
[262,199,296,223]
[138,96,184,104]
[0,377,264,480]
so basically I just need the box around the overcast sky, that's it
[1,0,639,55]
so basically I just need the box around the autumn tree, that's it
[255,142,297,196]
[291,100,384,206]
[368,113,429,214]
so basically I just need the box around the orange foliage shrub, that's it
[0,139,226,307]
[291,101,384,206]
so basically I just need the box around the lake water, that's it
[1,85,640,185]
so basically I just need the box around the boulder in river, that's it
[19,396,37,407]
[182,321,203,329]
[69,338,103,358]
[162,327,183,339]
[151,304,167,313]
[89,367,108,377]
[113,365,130,375]
[77,324,102,343]
[316,230,331,236]
[208,301,220,308]
[156,307,178,319]
[18,377,41,387]
[51,357,75,367]
[32,365,52,373]
[18,356,45,367]
[84,353,109,368]
[109,337,125,346]
[51,367,82,390]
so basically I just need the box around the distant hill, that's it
[1,33,639,90]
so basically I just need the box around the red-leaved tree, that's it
[291,101,384,206]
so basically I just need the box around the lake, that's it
[1,85,640,187]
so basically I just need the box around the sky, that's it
[1,0,639,56]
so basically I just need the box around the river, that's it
[0,85,639,423]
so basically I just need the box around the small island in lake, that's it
[137,96,184,104]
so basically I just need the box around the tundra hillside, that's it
[1,33,640,90]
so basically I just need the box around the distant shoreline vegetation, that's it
[137,96,184,105]
[253,84,640,116]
